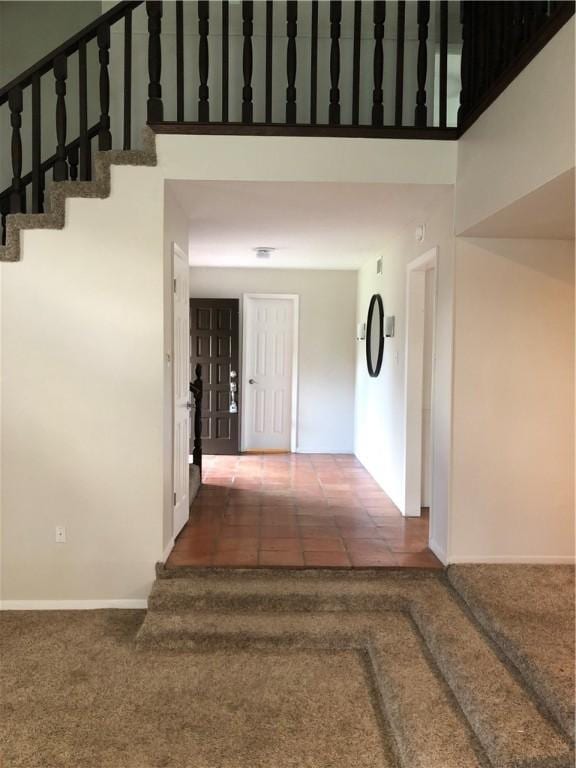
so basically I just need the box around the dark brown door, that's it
[190,298,240,455]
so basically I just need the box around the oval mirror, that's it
[366,293,384,377]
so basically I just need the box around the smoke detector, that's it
[254,247,275,260]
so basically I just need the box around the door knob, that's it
[249,378,257,384]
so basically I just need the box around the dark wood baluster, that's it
[265,0,273,123]
[79,40,89,179]
[476,2,488,97]
[53,56,68,181]
[1,196,9,245]
[457,0,471,126]
[352,1,362,125]
[198,1,210,121]
[242,1,254,123]
[372,1,386,127]
[523,1,536,39]
[9,86,24,211]
[414,0,430,127]
[329,1,342,125]
[222,0,229,121]
[439,0,448,127]
[31,74,42,213]
[492,1,506,81]
[394,0,405,126]
[532,1,548,32]
[512,2,525,55]
[310,0,319,124]
[124,9,133,148]
[68,145,79,181]
[191,363,203,473]
[97,24,112,149]
[485,2,498,89]
[286,1,298,124]
[176,0,184,121]
[146,1,163,122]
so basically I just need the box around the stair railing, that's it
[1,0,575,248]
[0,1,142,243]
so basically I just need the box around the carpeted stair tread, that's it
[139,571,572,768]
[139,610,488,768]
[448,564,575,742]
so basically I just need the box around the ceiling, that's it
[168,180,451,270]
[461,168,575,240]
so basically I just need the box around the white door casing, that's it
[173,243,190,537]
[403,247,438,519]
[242,294,299,452]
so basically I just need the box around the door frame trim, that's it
[241,293,300,453]
[403,246,438,520]
[171,241,190,539]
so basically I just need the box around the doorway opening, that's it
[403,247,438,524]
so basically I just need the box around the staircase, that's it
[136,567,574,768]
[2,1,574,255]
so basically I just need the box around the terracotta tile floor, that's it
[166,454,443,569]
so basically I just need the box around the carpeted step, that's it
[139,570,572,768]
[447,564,575,743]
[139,610,489,768]
[148,567,418,612]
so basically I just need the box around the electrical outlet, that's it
[55,526,66,543]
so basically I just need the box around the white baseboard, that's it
[428,537,447,565]
[0,599,148,610]
[295,447,355,454]
[162,537,175,563]
[447,555,575,565]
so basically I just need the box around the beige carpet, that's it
[1,611,399,768]
[1,566,574,768]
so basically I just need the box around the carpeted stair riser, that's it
[138,572,573,768]
[447,565,575,743]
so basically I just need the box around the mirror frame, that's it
[366,293,384,378]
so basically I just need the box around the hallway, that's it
[167,454,442,568]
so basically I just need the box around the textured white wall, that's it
[455,18,575,235]
[451,238,575,563]
[188,266,357,455]
[354,189,455,562]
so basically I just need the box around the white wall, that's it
[188,267,357,455]
[1,133,453,604]
[455,18,575,235]
[354,189,455,562]
[450,238,575,563]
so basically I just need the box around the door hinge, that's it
[173,278,177,293]
[173,492,177,505]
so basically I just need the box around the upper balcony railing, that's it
[1,1,574,245]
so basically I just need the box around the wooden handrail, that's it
[0,1,142,105]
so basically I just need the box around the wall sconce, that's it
[356,322,366,340]
[385,316,395,338]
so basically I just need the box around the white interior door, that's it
[173,244,190,536]
[243,295,297,452]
